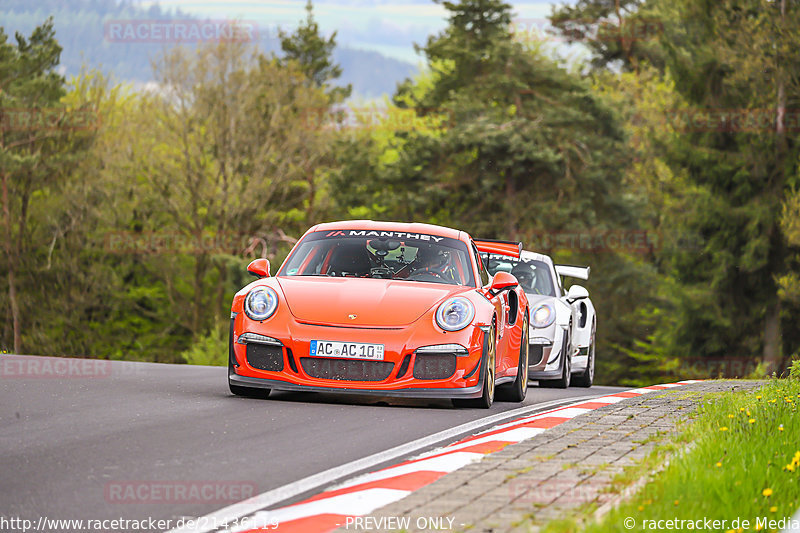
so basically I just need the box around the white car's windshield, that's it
[279,230,476,286]
[486,255,555,296]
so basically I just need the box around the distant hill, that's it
[0,0,418,98]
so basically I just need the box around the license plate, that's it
[309,340,385,360]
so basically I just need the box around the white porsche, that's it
[485,251,596,388]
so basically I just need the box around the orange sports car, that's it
[228,221,530,407]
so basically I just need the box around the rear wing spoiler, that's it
[555,264,590,280]
[474,239,522,259]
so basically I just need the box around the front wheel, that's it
[228,355,271,399]
[573,324,595,388]
[498,312,528,402]
[454,320,496,409]
[540,330,571,389]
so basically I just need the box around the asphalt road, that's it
[0,355,624,527]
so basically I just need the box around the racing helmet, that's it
[415,245,448,270]
[511,264,535,290]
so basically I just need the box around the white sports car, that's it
[485,251,596,388]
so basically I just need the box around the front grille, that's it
[300,357,394,381]
[529,345,544,365]
[246,344,284,372]
[413,354,456,380]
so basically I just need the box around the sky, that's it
[130,0,562,64]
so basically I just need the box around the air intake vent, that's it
[246,344,284,372]
[413,354,456,380]
[300,358,394,381]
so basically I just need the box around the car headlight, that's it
[435,297,475,332]
[244,287,279,321]
[531,303,555,328]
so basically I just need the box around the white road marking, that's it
[440,427,546,453]
[334,451,484,490]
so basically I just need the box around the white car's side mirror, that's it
[567,284,589,302]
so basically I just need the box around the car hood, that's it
[276,277,466,327]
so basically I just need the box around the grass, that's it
[541,378,800,533]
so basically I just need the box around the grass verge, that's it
[546,378,800,532]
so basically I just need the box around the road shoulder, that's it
[356,380,762,533]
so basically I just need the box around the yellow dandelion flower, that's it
[749,419,756,424]
[779,425,784,431]
[728,414,735,418]
[755,523,764,531]
[770,506,778,513]
[716,462,722,467]
[756,395,762,400]
[720,426,729,431]
[638,505,644,511]
[762,488,773,497]
[741,407,746,412]
[674,500,680,506]
[747,410,751,416]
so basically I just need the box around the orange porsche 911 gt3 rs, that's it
[228,221,530,408]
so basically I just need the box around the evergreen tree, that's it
[0,19,79,353]
[279,0,351,103]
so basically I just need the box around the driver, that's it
[412,245,451,279]
[511,264,536,292]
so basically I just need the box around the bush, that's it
[180,323,228,366]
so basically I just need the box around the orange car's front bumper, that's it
[229,313,490,399]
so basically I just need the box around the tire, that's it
[573,324,595,388]
[540,329,571,389]
[498,312,528,402]
[454,319,496,409]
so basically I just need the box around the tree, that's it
[279,0,351,103]
[132,41,333,338]
[0,19,95,353]
[549,0,667,72]
[650,0,800,372]
[340,0,635,238]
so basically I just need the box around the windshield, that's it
[279,230,476,286]
[486,255,556,296]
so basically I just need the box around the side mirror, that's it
[489,271,518,296]
[567,284,589,301]
[247,258,270,278]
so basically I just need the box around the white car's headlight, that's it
[531,303,555,328]
[435,297,475,332]
[244,287,279,321]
